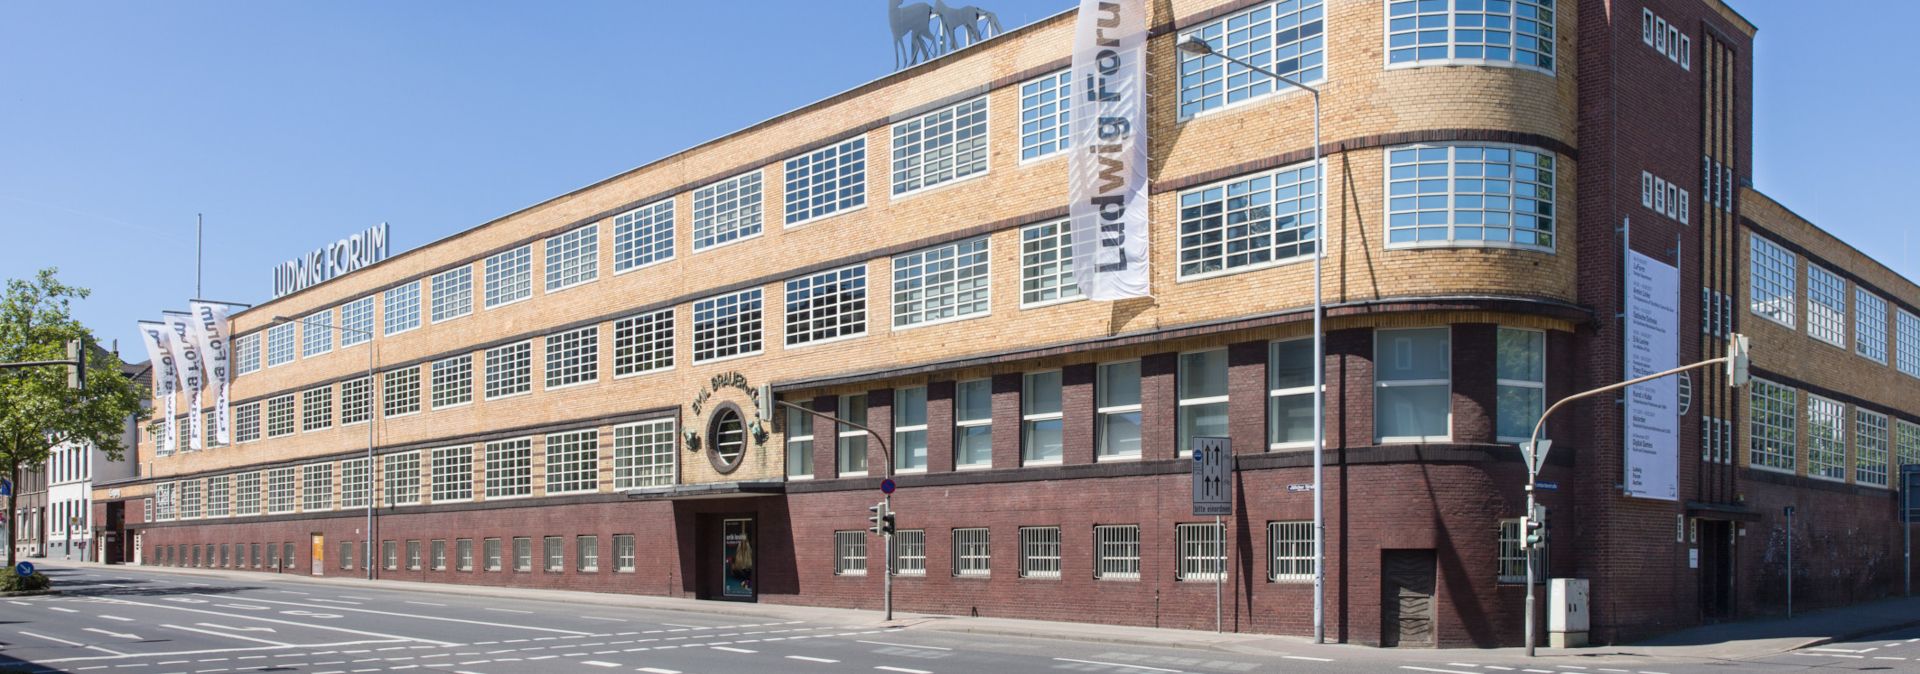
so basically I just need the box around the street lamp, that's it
[773,399,896,621]
[1178,34,1329,644]
[271,314,376,581]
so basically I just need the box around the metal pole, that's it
[773,400,893,619]
[884,492,893,621]
[366,340,375,581]
[1905,472,1911,597]
[1524,480,1537,656]
[196,213,203,299]
[1309,86,1326,647]
[1214,514,1224,633]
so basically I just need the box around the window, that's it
[545,430,599,495]
[407,540,423,570]
[1176,522,1224,582]
[1807,264,1847,347]
[612,308,674,376]
[1269,521,1314,582]
[613,419,675,489]
[1179,0,1327,117]
[1178,350,1229,453]
[340,540,354,570]
[1018,527,1062,579]
[431,539,447,571]
[1749,379,1797,473]
[234,401,261,443]
[383,366,421,417]
[835,530,867,575]
[457,539,473,571]
[881,528,925,576]
[577,535,599,572]
[340,457,371,508]
[1749,235,1797,327]
[383,540,398,570]
[1387,144,1555,249]
[1177,163,1320,280]
[1386,0,1554,71]
[301,310,332,357]
[234,333,261,375]
[266,394,296,438]
[837,394,868,475]
[893,237,990,328]
[430,355,473,408]
[545,224,599,292]
[785,406,815,479]
[384,451,422,506]
[1268,340,1315,449]
[485,438,533,498]
[784,136,867,225]
[1090,524,1141,580]
[1019,220,1080,306]
[430,267,472,322]
[545,326,599,389]
[895,386,928,471]
[692,171,764,250]
[383,282,421,335]
[1702,415,1733,465]
[955,379,993,468]
[613,200,675,272]
[179,479,203,519]
[544,536,564,572]
[1898,420,1920,473]
[153,482,176,521]
[341,376,373,425]
[484,341,534,400]
[513,537,532,572]
[952,528,991,577]
[1375,328,1451,442]
[266,544,279,569]
[1498,518,1548,583]
[692,289,763,363]
[484,245,533,308]
[1641,9,1654,45]
[891,96,988,196]
[1858,410,1890,488]
[301,386,333,432]
[205,475,230,518]
[614,534,636,572]
[784,265,867,346]
[266,467,296,514]
[266,322,296,367]
[1899,310,1920,378]
[302,464,332,512]
[1497,328,1546,442]
[1856,289,1888,363]
[1807,395,1846,481]
[430,446,474,502]
[235,472,261,515]
[1018,70,1071,160]
[484,538,502,571]
[1022,371,1064,463]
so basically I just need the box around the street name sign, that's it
[1192,436,1233,516]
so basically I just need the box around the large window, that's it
[301,386,333,432]
[430,267,472,322]
[784,136,867,225]
[952,528,991,577]
[893,237,990,328]
[837,394,869,475]
[266,467,296,514]
[384,451,421,506]
[614,534,636,572]
[1856,289,1888,363]
[431,355,472,409]
[342,296,375,345]
[340,457,371,508]
[1094,524,1140,580]
[302,463,332,512]
[179,479,203,519]
[894,529,927,576]
[894,386,929,471]
[1375,328,1451,442]
[513,537,532,572]
[430,446,473,502]
[1178,350,1229,453]
[613,309,675,376]
[1022,371,1064,464]
[545,430,599,495]
[383,281,420,335]
[1386,0,1555,72]
[205,475,230,518]
[234,401,261,443]
[1019,220,1079,306]
[484,438,532,498]
[484,341,533,399]
[544,536,564,572]
[1806,264,1847,347]
[577,535,598,573]
[956,379,993,468]
[545,326,599,389]
[1749,378,1797,473]
[891,96,988,196]
[1268,521,1314,582]
[1098,361,1142,459]
[835,531,867,576]
[614,419,675,489]
[785,406,814,479]
[1269,339,1315,449]
[1018,70,1071,160]
[457,538,474,572]
[1898,420,1920,473]
[1176,522,1224,582]
[693,289,764,363]
[613,200,675,272]
[266,322,296,367]
[484,245,533,309]
[301,310,332,357]
[484,538,502,571]
[1807,395,1846,481]
[1497,328,1546,442]
[1178,0,1326,118]
[1749,234,1797,327]
[1899,309,1920,378]
[545,224,599,292]
[266,394,296,438]
[692,171,764,251]
[234,472,261,515]
[341,376,373,425]
[383,366,421,418]
[1497,518,1548,584]
[785,265,867,346]
[1178,162,1320,279]
[234,333,260,375]
[1387,144,1555,249]
[1018,526,1062,579]
[1858,410,1890,488]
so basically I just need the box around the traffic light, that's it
[65,338,86,391]
[868,502,886,535]
[1524,504,1548,549]
[881,511,896,536]
[1726,333,1750,388]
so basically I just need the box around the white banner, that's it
[1624,249,1680,501]
[1067,0,1151,300]
[162,313,205,452]
[187,301,233,445]
[136,322,178,457]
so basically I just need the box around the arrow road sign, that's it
[14,561,33,577]
[1192,437,1233,516]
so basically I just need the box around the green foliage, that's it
[1,571,51,593]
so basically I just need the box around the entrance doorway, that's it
[1698,520,1734,620]
[1381,549,1437,647]
[311,533,326,576]
[722,518,756,600]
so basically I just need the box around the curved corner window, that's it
[710,407,746,473]
[1177,0,1326,119]
[1386,0,1555,74]
[1386,144,1555,251]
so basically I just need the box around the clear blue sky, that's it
[0,1,1911,360]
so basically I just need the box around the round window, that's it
[709,405,746,473]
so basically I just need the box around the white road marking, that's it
[99,615,135,622]
[661,623,703,628]
[20,630,88,646]
[48,606,79,613]
[1402,668,1481,674]
[82,627,142,640]
[311,598,364,605]
[875,667,933,674]
[583,661,622,667]
[404,601,446,607]
[712,646,757,653]
[1809,647,1876,653]
[485,608,534,614]
[582,616,628,622]
[161,623,294,647]
[636,668,683,674]
[338,595,374,600]
[91,596,457,647]
[787,655,839,663]
[195,593,590,635]
[857,639,952,650]
[1055,657,1182,672]
[1283,655,1334,662]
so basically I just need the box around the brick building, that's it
[95,0,1919,647]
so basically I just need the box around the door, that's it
[722,518,756,600]
[1382,549,1437,647]
[1698,520,1733,620]
[311,534,325,576]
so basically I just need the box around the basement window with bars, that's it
[1497,518,1547,584]
[614,534,636,572]
[544,536,564,572]
[407,540,422,571]
[485,538,502,572]
[613,200,675,272]
[432,539,447,571]
[577,535,598,572]
[457,539,474,572]
[1018,527,1062,579]
[484,245,533,309]
[692,288,764,363]
[1176,522,1225,582]
[513,537,532,572]
[430,266,472,322]
[1749,234,1797,328]
[692,171,764,251]
[784,136,867,225]
[1178,0,1326,118]
[544,224,598,292]
[952,528,991,577]
[894,529,926,576]
[834,530,867,576]
[1269,521,1314,582]
[1748,378,1797,473]
[544,326,599,389]
[613,308,675,376]
[430,446,474,502]
[383,540,398,571]
[1095,525,1141,580]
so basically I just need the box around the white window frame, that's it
[577,535,598,573]
[1268,339,1317,450]
[234,401,261,443]
[1017,69,1071,162]
[1806,394,1847,482]
[691,170,765,252]
[300,385,333,432]
[613,308,674,378]
[1021,370,1064,465]
[301,463,332,512]
[484,438,533,499]
[892,236,991,329]
[265,394,297,438]
[544,429,600,495]
[383,281,421,336]
[340,457,372,509]
[430,266,472,323]
[613,418,677,490]
[234,332,261,375]
[205,475,230,518]
[1176,161,1322,282]
[1374,327,1453,444]
[1748,234,1797,328]
[1179,0,1328,119]
[784,264,868,347]
[544,325,600,390]
[955,379,993,469]
[894,385,929,473]
[1806,263,1847,348]
[783,136,868,227]
[1855,288,1889,364]
[837,393,869,477]
[952,527,991,577]
[614,534,637,572]
[234,472,261,515]
[1857,409,1890,488]
[340,376,374,425]
[544,223,599,293]
[890,96,990,198]
[1094,524,1141,580]
[265,322,297,368]
[429,446,474,503]
[1899,309,1920,379]
[1176,522,1225,582]
[1748,377,1797,474]
[613,199,676,274]
[484,341,533,400]
[893,529,926,576]
[1018,526,1062,579]
[301,310,333,357]
[265,467,296,514]
[835,530,867,576]
[785,405,815,480]
[692,288,764,364]
[1496,327,1547,443]
[483,245,533,309]
[1896,419,1920,473]
[1268,521,1314,582]
[430,355,473,409]
[1178,349,1231,453]
[1018,219,1081,307]
[383,451,422,507]
[1097,360,1143,460]
[382,366,421,418]
[1385,143,1556,252]
[1384,0,1555,75]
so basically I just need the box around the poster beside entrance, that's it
[723,519,754,599]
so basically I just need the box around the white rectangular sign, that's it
[1624,249,1680,501]
[188,301,233,445]
[1067,0,1151,300]
[136,322,178,457]
[273,223,389,298]
[1191,436,1233,516]
[162,313,205,452]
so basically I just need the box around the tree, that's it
[0,269,146,572]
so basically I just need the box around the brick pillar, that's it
[1451,323,1498,444]
[1228,341,1267,455]
[1062,363,1096,465]
[866,388,894,477]
[1324,328,1373,449]
[811,396,837,480]
[991,373,1022,468]
[1547,330,1576,444]
[927,381,955,473]
[1140,352,1178,461]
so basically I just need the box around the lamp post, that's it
[1178,35,1327,644]
[774,399,895,620]
[271,315,376,581]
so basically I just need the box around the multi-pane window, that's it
[577,535,599,572]
[1269,339,1315,449]
[1019,220,1079,306]
[484,438,533,498]
[1387,144,1555,248]
[1497,328,1547,442]
[1749,234,1797,327]
[302,463,333,512]
[893,237,990,328]
[1857,410,1890,488]
[785,265,867,346]
[1375,328,1451,442]
[179,479,203,519]
[1018,527,1062,579]
[340,376,373,425]
[1386,0,1555,71]
[613,309,674,376]
[1898,420,1920,474]
[266,394,296,438]
[1269,521,1314,582]
[234,401,261,443]
[613,200,676,272]
[1018,70,1070,160]
[1498,519,1548,583]
[430,446,474,502]
[955,379,993,468]
[545,224,599,292]
[784,137,867,225]
[544,536,564,572]
[430,267,472,322]
[1856,289,1888,363]
[692,171,764,250]
[893,529,927,576]
[1098,361,1143,459]
[614,534,637,572]
[266,322,296,367]
[545,430,599,495]
[1899,310,1920,378]
[484,245,533,308]
[484,342,533,399]
[1176,522,1225,582]
[1178,163,1319,279]
[785,405,815,478]
[837,394,869,475]
[383,281,421,335]
[891,96,988,196]
[381,540,398,570]
[1749,378,1797,473]
[457,538,474,571]
[1178,0,1327,117]
[692,289,763,363]
[234,472,261,516]
[1094,525,1141,580]
[484,538,502,571]
[1702,415,1734,465]
[153,482,176,521]
[1022,371,1064,463]
[341,296,374,346]
[266,467,296,514]
[301,386,333,432]
[383,366,421,417]
[952,528,991,577]
[835,530,867,575]
[234,333,261,375]
[895,386,929,471]
[431,355,473,408]
[1178,350,1230,453]
[613,419,676,489]
[340,457,371,508]
[1807,395,1846,481]
[384,451,422,506]
[301,310,332,357]
[431,539,447,571]
[205,475,230,518]
[545,326,599,389]
[1806,264,1847,347]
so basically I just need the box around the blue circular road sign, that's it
[880,478,897,494]
[14,561,33,577]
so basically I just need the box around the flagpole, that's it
[197,213,204,299]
